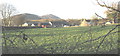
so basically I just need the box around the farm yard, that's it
[2,25,119,54]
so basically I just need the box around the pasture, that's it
[2,25,119,54]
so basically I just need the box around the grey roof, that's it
[27,21,40,24]
[41,22,51,25]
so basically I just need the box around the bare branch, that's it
[0,3,17,26]
[96,25,118,53]
[81,25,118,44]
[95,13,105,19]
[96,0,120,12]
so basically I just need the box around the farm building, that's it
[40,22,51,28]
[21,18,69,28]
[21,21,40,27]
[50,21,69,27]
[27,21,39,26]
[38,21,69,28]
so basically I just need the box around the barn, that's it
[40,22,51,28]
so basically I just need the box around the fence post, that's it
[0,19,2,55]
[2,27,8,54]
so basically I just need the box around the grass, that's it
[2,25,119,54]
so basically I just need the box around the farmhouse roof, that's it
[27,21,40,24]
[41,22,51,25]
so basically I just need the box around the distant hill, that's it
[11,13,42,21]
[23,13,42,20]
[2,13,62,26]
[2,13,41,26]
[41,14,61,19]
[11,13,61,21]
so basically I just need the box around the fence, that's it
[1,25,119,54]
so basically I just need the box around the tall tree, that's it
[104,3,118,23]
[96,0,120,12]
[0,3,17,26]
[11,14,26,26]
[96,0,120,23]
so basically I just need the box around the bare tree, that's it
[96,0,120,23]
[95,0,120,53]
[0,3,17,26]
[96,0,120,12]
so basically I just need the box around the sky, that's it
[0,0,119,19]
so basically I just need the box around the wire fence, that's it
[2,25,119,54]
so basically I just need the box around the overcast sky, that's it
[0,0,119,19]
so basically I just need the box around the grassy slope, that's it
[2,25,119,54]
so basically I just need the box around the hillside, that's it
[2,13,62,26]
[41,14,61,19]
[11,13,61,21]
[11,13,41,21]
[2,13,42,26]
[22,13,42,20]
[2,25,119,54]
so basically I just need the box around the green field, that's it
[2,25,119,54]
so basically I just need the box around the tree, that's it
[104,3,118,23]
[95,0,120,53]
[96,0,120,12]
[0,3,17,26]
[11,14,25,26]
[91,15,99,19]
[91,15,99,26]
[96,0,120,23]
